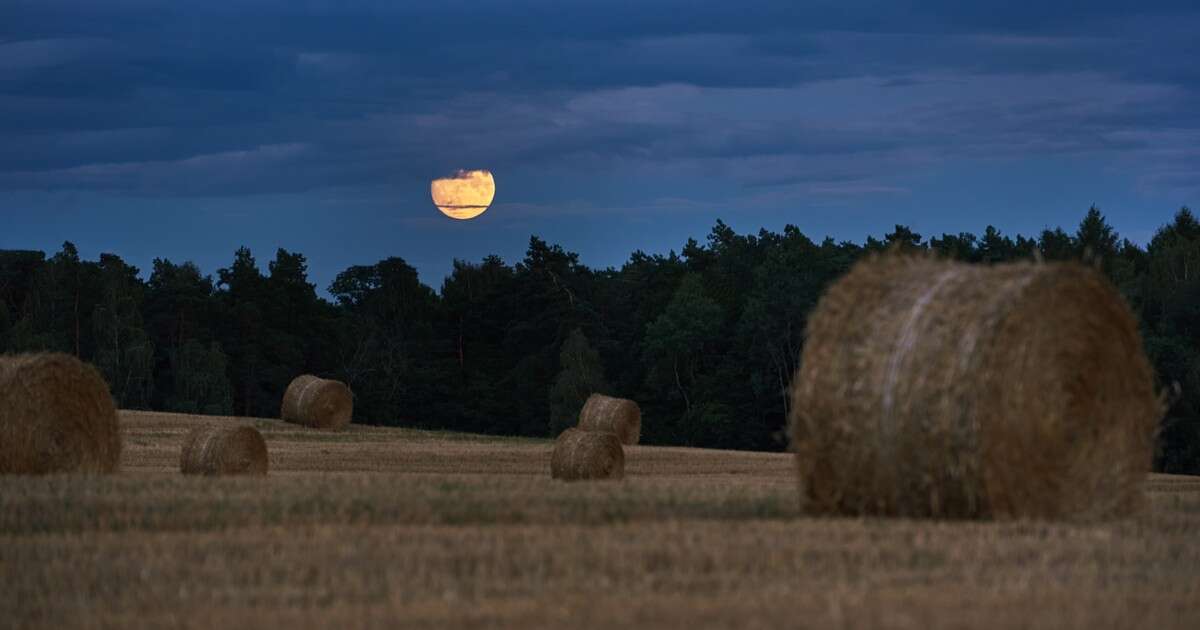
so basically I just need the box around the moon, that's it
[431,169,495,220]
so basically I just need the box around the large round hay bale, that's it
[551,428,625,481]
[577,394,641,445]
[180,424,268,476]
[790,255,1160,520]
[0,353,120,474]
[280,374,353,430]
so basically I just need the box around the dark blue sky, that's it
[2,1,1197,292]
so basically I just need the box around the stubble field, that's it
[2,411,1198,629]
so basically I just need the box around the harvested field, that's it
[1,410,1198,629]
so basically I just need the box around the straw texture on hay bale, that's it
[180,424,268,476]
[577,394,641,445]
[280,374,353,429]
[0,353,120,474]
[550,428,625,481]
[789,255,1160,520]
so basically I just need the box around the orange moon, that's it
[431,169,495,220]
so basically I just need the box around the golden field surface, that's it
[2,411,1199,629]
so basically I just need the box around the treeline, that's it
[1,206,1198,473]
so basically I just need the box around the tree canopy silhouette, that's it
[2,206,1197,473]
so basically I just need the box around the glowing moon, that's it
[431,169,495,220]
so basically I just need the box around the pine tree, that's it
[167,340,233,415]
[92,254,155,408]
[548,328,609,435]
[1075,205,1120,272]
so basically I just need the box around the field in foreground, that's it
[2,412,1198,629]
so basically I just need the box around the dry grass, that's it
[1,410,1197,629]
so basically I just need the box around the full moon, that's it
[431,169,495,220]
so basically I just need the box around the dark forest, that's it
[2,206,1197,473]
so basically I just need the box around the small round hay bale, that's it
[180,424,268,476]
[790,255,1160,520]
[577,394,641,445]
[280,374,353,430]
[551,428,625,481]
[0,353,120,474]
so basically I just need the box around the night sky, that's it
[2,1,1198,292]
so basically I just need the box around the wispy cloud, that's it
[1,1,1196,211]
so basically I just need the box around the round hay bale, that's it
[180,424,268,476]
[577,394,641,445]
[0,353,120,474]
[790,255,1160,520]
[551,428,625,481]
[280,374,353,430]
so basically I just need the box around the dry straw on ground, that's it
[551,428,625,481]
[578,394,641,445]
[281,374,353,429]
[789,254,1161,520]
[180,424,268,476]
[0,352,120,474]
